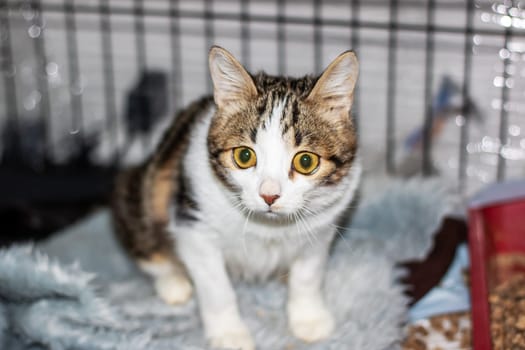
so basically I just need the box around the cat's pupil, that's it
[300,154,312,169]
[240,149,251,163]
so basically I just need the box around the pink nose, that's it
[260,194,280,206]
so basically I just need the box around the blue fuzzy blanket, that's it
[0,180,451,350]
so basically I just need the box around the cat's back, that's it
[111,96,215,260]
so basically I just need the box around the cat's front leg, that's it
[176,228,255,350]
[287,233,335,343]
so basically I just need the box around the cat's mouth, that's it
[248,206,285,219]
[264,209,280,218]
[260,206,290,220]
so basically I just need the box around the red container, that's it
[468,180,525,350]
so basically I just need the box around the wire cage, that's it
[1,0,524,208]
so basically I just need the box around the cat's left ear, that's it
[209,46,258,111]
[306,51,359,119]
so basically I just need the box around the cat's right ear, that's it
[306,51,359,121]
[209,46,258,111]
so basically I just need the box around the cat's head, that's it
[207,46,359,220]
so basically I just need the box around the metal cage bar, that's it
[350,0,360,136]
[204,0,214,92]
[313,0,322,74]
[497,27,512,181]
[385,0,399,174]
[133,0,147,71]
[98,0,119,164]
[240,0,251,70]
[0,1,19,156]
[63,0,84,147]
[421,0,436,175]
[277,0,286,75]
[30,0,51,165]
[458,0,475,191]
[169,0,183,108]
[3,2,524,39]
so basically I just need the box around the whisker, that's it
[299,204,347,248]
[330,223,350,230]
[332,224,351,248]
[302,211,320,244]
[295,209,317,246]
[241,209,252,256]
[293,212,311,247]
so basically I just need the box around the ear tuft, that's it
[208,46,257,110]
[306,51,359,117]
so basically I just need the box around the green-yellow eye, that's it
[233,147,257,169]
[292,152,320,175]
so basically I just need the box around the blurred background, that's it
[0,0,524,245]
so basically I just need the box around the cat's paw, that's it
[288,296,335,343]
[208,326,255,350]
[154,274,193,305]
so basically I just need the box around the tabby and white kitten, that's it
[112,46,360,350]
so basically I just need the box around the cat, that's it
[112,46,360,350]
